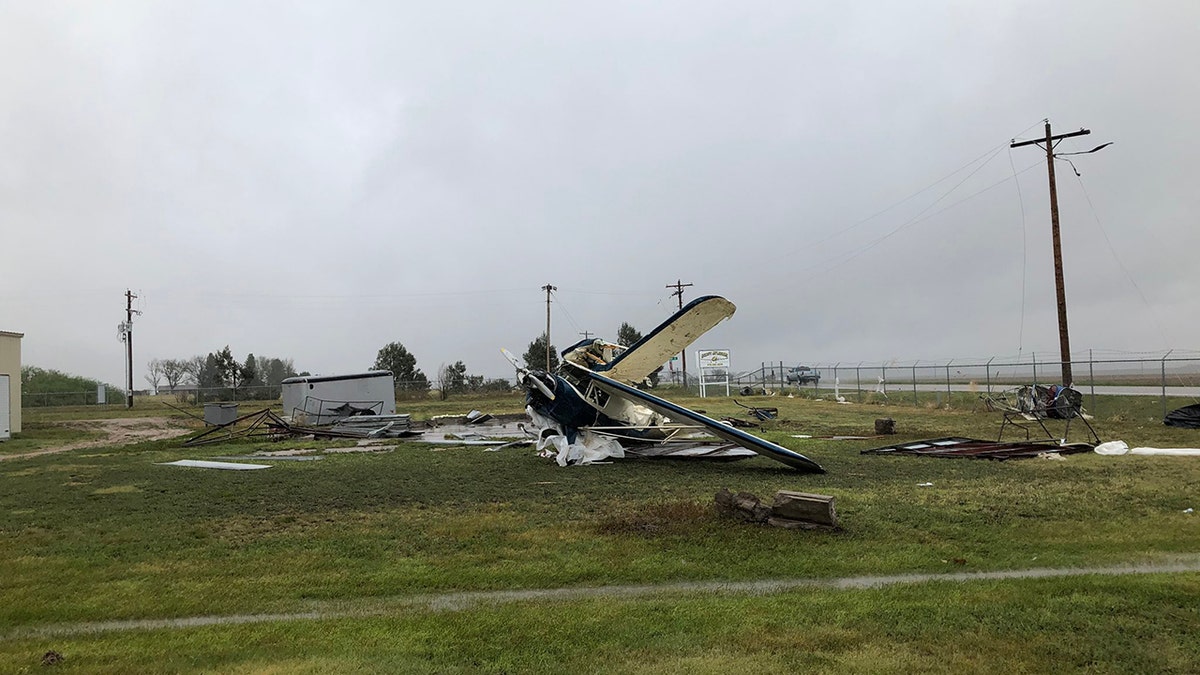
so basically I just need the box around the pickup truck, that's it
[785,366,821,385]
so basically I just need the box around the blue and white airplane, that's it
[505,295,825,473]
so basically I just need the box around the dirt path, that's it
[0,417,191,461]
[7,559,1200,639]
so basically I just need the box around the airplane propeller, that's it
[501,348,556,401]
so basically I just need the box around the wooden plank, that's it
[770,490,838,528]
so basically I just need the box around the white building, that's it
[0,330,23,437]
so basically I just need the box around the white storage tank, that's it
[281,371,396,425]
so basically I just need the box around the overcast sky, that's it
[2,1,1198,386]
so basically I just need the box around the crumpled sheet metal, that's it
[861,436,1093,460]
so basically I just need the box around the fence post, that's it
[1089,349,1096,416]
[833,362,840,400]
[945,359,953,406]
[912,361,919,407]
[1162,349,1173,421]
[856,362,862,403]
[1032,352,1038,386]
[986,357,994,394]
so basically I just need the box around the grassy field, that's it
[2,393,1199,672]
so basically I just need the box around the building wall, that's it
[0,331,22,434]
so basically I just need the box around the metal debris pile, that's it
[326,414,413,438]
[861,437,1094,460]
[182,408,419,447]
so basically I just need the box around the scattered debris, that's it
[327,414,415,438]
[790,434,881,441]
[211,455,322,462]
[982,384,1084,419]
[1094,441,1200,456]
[917,482,934,487]
[1165,403,1200,429]
[182,408,419,447]
[41,650,64,666]
[735,400,777,421]
[158,459,271,470]
[466,410,494,424]
[182,409,290,447]
[1184,508,1194,514]
[874,418,896,435]
[863,437,1094,460]
[715,488,839,529]
[1036,452,1066,461]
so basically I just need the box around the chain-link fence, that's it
[22,379,515,408]
[731,354,1200,419]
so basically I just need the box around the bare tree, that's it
[161,358,189,392]
[144,359,164,395]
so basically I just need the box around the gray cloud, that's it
[2,1,1197,386]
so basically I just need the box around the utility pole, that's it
[541,284,556,370]
[121,289,140,408]
[666,280,693,386]
[1011,121,1091,386]
[579,330,594,341]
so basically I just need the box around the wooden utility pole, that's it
[666,280,693,385]
[541,284,556,370]
[123,289,138,408]
[1011,122,1091,385]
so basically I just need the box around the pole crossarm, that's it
[1010,128,1090,149]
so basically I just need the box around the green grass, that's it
[3,576,1198,673]
[2,394,1200,671]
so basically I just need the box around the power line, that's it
[1008,147,1030,355]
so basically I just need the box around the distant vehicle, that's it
[785,366,821,385]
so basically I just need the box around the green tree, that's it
[617,322,643,348]
[260,357,298,386]
[372,342,429,392]
[242,353,260,386]
[522,333,559,371]
[20,366,121,405]
[214,346,251,390]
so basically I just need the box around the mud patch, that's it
[1,417,191,462]
[92,485,142,495]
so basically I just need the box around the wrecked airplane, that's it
[505,295,825,473]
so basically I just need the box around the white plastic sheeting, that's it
[1094,440,1200,457]
[527,406,625,466]
[158,459,271,470]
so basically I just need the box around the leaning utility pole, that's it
[1011,121,1091,386]
[122,289,139,408]
[666,280,693,386]
[541,284,556,370]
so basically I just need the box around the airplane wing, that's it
[577,367,825,473]
[600,295,736,386]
